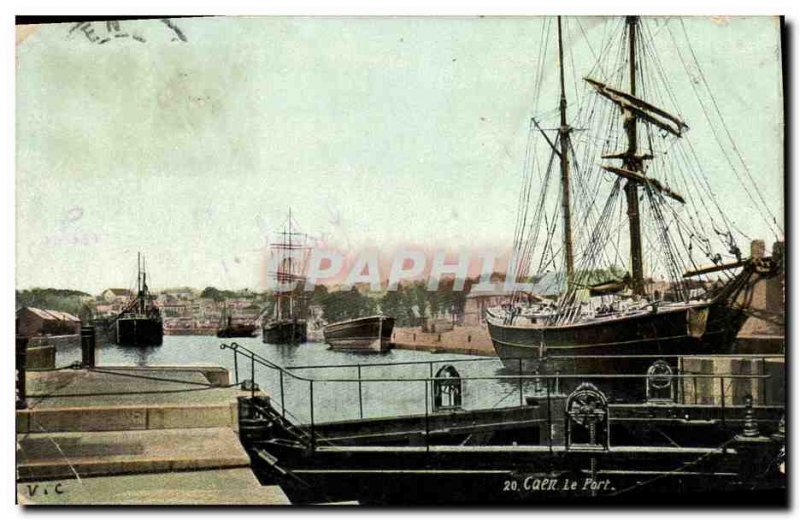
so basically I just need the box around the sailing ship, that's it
[216,304,257,338]
[263,209,308,344]
[323,315,395,353]
[113,253,163,347]
[487,16,783,375]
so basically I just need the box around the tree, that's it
[200,287,224,301]
[319,288,377,323]
[16,288,91,316]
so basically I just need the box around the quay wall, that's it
[26,345,55,370]
[27,334,80,349]
[680,356,784,407]
[164,328,217,336]
[392,326,495,357]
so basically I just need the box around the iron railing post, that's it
[309,380,316,450]
[233,348,239,384]
[424,379,430,453]
[720,376,726,426]
[518,358,523,406]
[251,352,256,399]
[761,356,767,406]
[279,369,285,418]
[357,364,364,419]
[546,377,552,453]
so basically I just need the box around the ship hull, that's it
[253,445,785,505]
[263,320,307,344]
[240,398,785,505]
[217,324,258,338]
[115,317,163,347]
[488,299,753,375]
[323,316,394,353]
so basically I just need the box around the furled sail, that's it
[584,77,689,137]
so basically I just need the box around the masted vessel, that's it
[113,253,163,347]
[263,209,308,344]
[487,16,783,375]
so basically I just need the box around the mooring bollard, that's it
[742,394,760,437]
[16,336,28,410]
[81,324,96,368]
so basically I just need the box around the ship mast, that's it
[137,252,142,314]
[584,17,689,297]
[557,16,575,286]
[273,208,296,322]
[623,16,645,296]
[287,207,294,318]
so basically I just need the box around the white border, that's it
[4,1,797,518]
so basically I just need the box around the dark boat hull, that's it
[323,316,395,352]
[240,398,785,505]
[115,317,163,347]
[263,319,307,344]
[217,324,258,338]
[487,299,756,374]
[252,444,785,505]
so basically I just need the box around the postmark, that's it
[67,18,187,45]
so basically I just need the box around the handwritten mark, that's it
[161,19,188,42]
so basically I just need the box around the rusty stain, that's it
[15,24,39,46]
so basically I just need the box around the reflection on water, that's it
[55,336,545,424]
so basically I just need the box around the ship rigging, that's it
[487,16,783,374]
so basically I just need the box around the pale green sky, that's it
[16,16,783,293]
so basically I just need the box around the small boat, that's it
[263,318,307,344]
[216,315,257,338]
[323,315,395,353]
[113,253,163,347]
[217,303,257,338]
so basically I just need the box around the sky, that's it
[15,16,784,294]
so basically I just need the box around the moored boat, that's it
[262,209,309,345]
[486,16,784,374]
[230,348,786,505]
[323,315,394,352]
[263,318,307,344]
[217,321,258,338]
[216,305,257,338]
[112,253,163,347]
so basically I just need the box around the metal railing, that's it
[221,342,782,451]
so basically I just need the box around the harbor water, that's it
[54,336,538,424]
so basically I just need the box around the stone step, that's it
[17,402,239,433]
[17,427,250,481]
[18,366,248,433]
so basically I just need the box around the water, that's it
[55,336,540,424]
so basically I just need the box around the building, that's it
[16,307,81,337]
[101,288,133,303]
[463,289,510,326]
[160,287,196,300]
[738,240,785,337]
